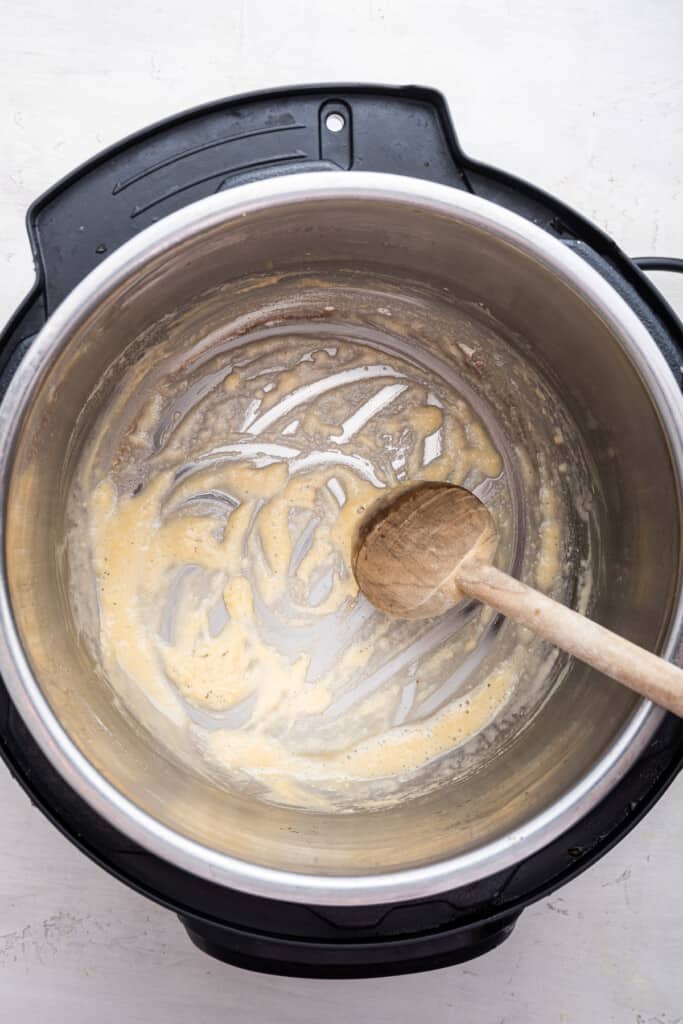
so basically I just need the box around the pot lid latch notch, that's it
[319,100,353,170]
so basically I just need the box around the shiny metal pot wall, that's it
[0,173,681,905]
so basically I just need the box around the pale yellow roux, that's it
[205,651,518,779]
[76,332,568,810]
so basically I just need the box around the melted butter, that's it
[68,275,593,811]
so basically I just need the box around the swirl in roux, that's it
[73,314,567,810]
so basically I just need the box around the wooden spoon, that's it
[353,481,683,716]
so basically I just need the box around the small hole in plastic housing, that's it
[325,112,345,133]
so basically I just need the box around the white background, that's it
[1,1,682,1020]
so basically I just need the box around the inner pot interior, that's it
[5,179,681,883]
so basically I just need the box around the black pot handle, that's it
[633,257,683,274]
[179,909,519,978]
[0,84,471,376]
[18,84,470,321]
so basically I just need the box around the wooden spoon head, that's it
[353,482,498,620]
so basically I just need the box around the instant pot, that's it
[1,84,682,977]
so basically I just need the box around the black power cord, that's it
[633,257,683,274]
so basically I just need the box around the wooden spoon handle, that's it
[456,557,683,716]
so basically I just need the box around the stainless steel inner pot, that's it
[1,172,681,905]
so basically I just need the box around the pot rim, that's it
[0,171,681,906]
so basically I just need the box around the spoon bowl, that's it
[353,482,498,619]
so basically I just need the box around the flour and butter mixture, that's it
[67,272,596,810]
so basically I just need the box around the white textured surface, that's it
[1,0,682,1019]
